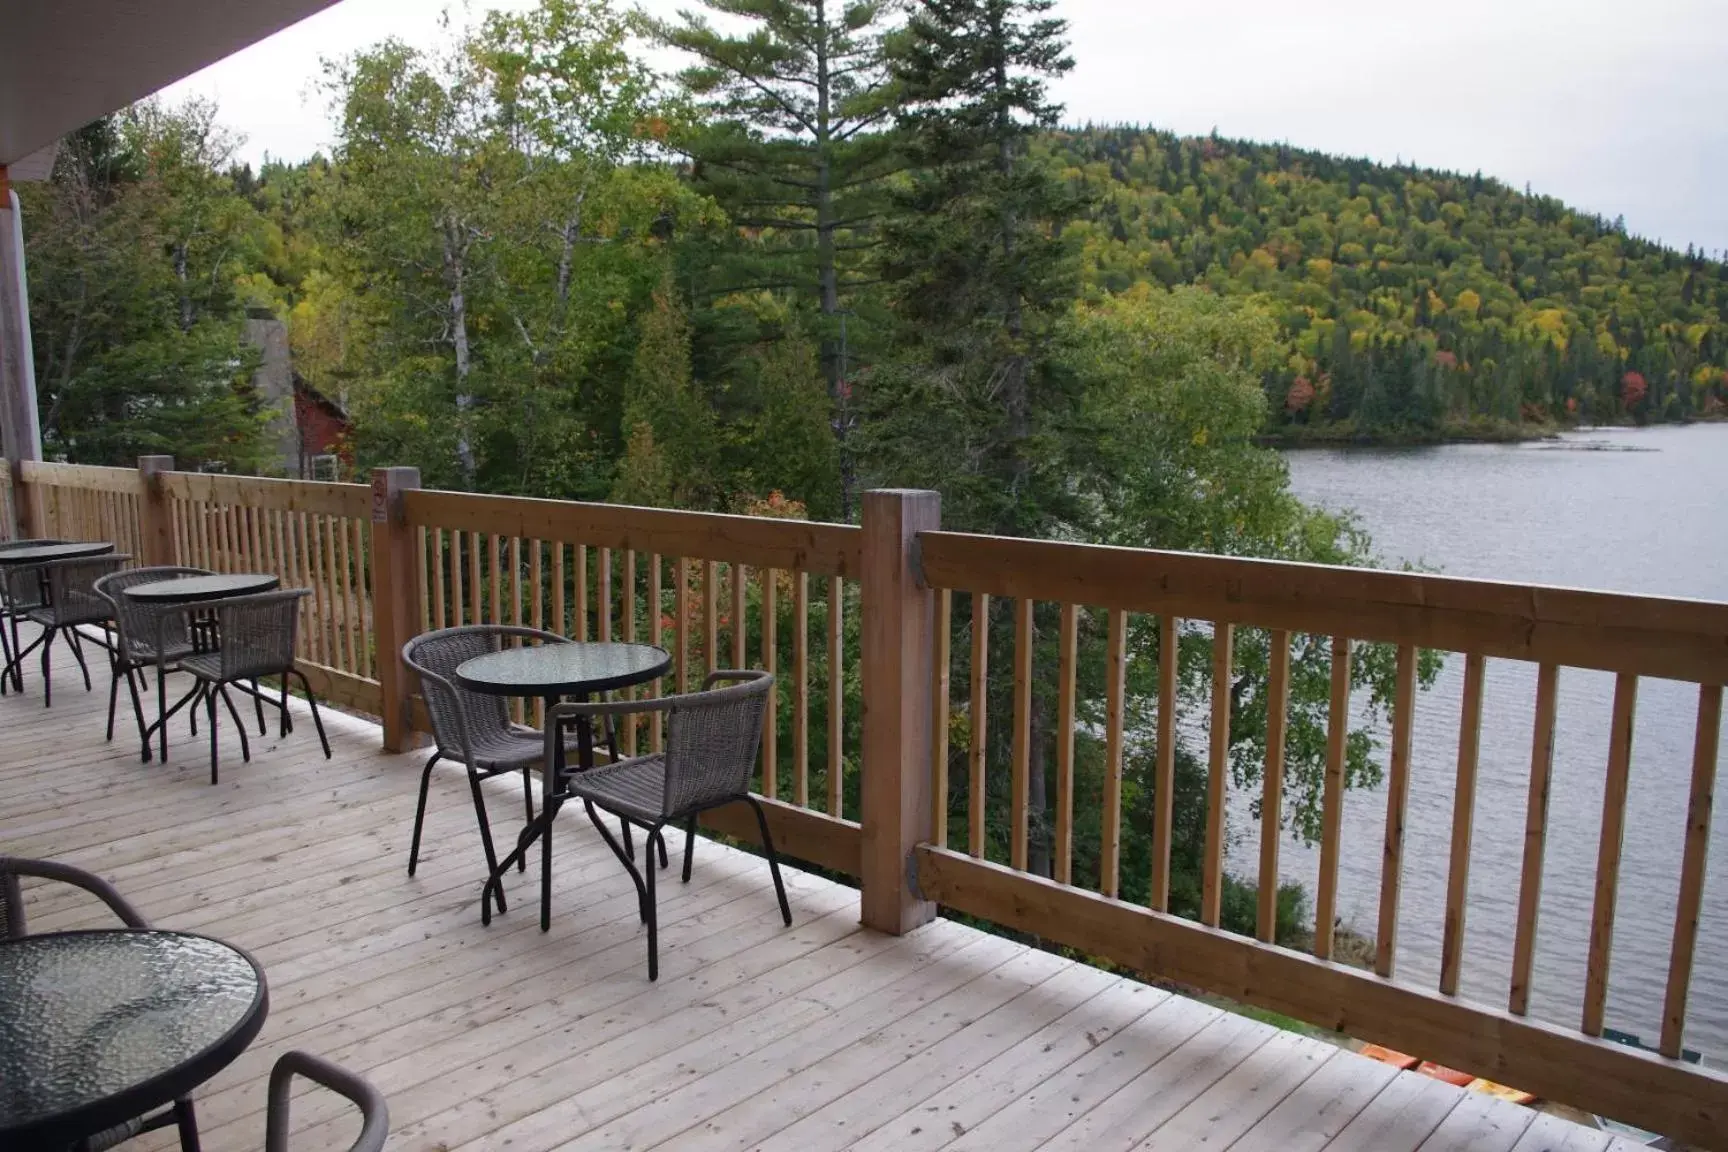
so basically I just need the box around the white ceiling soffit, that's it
[7,145,58,183]
[0,0,345,166]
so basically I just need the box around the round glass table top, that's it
[0,541,114,565]
[456,641,673,697]
[124,573,281,603]
[0,930,268,1145]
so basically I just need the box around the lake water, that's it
[1255,424,1728,1060]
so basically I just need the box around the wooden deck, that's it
[0,629,1637,1152]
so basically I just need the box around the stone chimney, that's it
[243,307,299,477]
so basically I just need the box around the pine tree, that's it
[868,0,1079,880]
[873,0,1080,539]
[647,0,902,515]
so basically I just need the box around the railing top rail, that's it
[20,460,145,494]
[159,470,370,519]
[404,488,863,578]
[917,529,1728,683]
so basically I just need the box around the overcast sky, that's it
[162,0,1728,256]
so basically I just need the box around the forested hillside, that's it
[1054,128,1728,439]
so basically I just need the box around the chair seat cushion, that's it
[179,652,223,680]
[122,637,195,666]
[463,727,590,774]
[566,755,668,824]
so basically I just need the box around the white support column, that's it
[0,173,42,466]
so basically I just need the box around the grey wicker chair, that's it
[403,625,648,914]
[0,537,68,694]
[14,552,129,707]
[547,670,789,981]
[266,1052,389,1152]
[94,566,215,760]
[0,856,202,1151]
[180,589,330,784]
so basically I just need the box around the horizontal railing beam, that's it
[403,489,862,579]
[159,470,370,519]
[917,530,1728,682]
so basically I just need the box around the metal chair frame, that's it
[93,566,215,760]
[177,589,330,784]
[8,553,129,707]
[544,670,790,981]
[0,538,68,695]
[403,625,650,915]
[265,1052,388,1152]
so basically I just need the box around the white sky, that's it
[162,0,1728,256]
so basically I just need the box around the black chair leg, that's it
[206,683,220,786]
[252,677,266,735]
[105,656,122,741]
[465,766,507,914]
[745,796,793,926]
[124,665,148,754]
[583,800,647,925]
[154,662,168,762]
[408,752,439,877]
[66,626,92,691]
[219,685,250,763]
[290,670,331,759]
[0,612,11,697]
[279,678,292,736]
[8,614,25,693]
[644,824,661,981]
[39,627,54,707]
[682,815,698,884]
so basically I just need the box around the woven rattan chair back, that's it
[212,589,308,681]
[95,566,212,663]
[39,554,130,626]
[402,625,565,763]
[0,539,70,611]
[661,671,773,817]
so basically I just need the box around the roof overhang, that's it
[0,0,345,166]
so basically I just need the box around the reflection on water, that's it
[1250,424,1728,1059]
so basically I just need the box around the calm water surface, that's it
[1262,424,1728,1059]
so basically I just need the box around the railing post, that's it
[6,458,36,539]
[859,488,941,935]
[137,456,175,565]
[370,466,421,752]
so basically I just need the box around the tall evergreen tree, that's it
[646,0,902,515]
[865,0,1079,879]
[869,0,1080,539]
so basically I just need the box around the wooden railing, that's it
[20,460,144,556]
[8,462,1726,1146]
[910,529,1728,1148]
[0,458,17,541]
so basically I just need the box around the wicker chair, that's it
[0,856,202,1151]
[266,1052,389,1152]
[402,625,630,913]
[94,566,215,760]
[546,670,789,980]
[14,553,129,707]
[179,589,330,784]
[0,537,67,695]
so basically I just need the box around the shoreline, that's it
[1261,413,1725,450]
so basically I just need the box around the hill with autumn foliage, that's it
[1050,127,1728,440]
